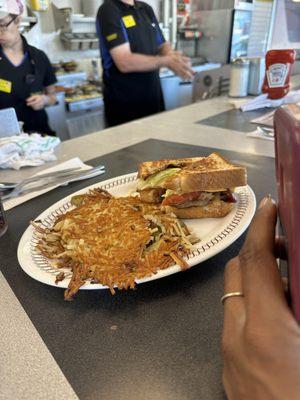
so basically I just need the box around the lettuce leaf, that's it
[138,168,181,189]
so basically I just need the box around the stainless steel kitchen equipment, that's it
[176,0,256,64]
[229,58,250,97]
[161,0,177,45]
[160,63,220,110]
[60,30,98,51]
[192,64,230,102]
[247,57,265,95]
[46,72,105,141]
[52,4,98,50]
[82,0,103,17]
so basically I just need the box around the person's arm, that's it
[222,196,300,400]
[110,43,194,79]
[26,52,57,110]
[26,85,57,111]
[158,42,172,56]
[44,85,57,106]
[97,3,194,80]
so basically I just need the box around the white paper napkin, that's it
[3,158,92,211]
[241,90,300,112]
[246,129,274,141]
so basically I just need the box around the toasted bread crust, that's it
[162,168,247,192]
[138,153,247,191]
[138,156,206,179]
[162,200,234,219]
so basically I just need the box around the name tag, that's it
[0,79,12,93]
[122,15,136,28]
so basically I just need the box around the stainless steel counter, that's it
[1,94,275,183]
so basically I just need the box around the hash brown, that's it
[33,189,197,300]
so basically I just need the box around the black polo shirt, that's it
[96,0,166,126]
[0,36,57,134]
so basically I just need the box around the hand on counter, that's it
[222,196,300,400]
[164,51,195,81]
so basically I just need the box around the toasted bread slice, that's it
[138,156,207,179]
[138,153,246,192]
[163,200,234,219]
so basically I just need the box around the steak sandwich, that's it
[136,153,247,218]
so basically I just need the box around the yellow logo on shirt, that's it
[0,79,12,93]
[122,15,136,28]
[106,33,118,42]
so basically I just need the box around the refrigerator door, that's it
[230,9,252,60]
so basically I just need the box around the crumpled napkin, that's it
[0,133,61,170]
[241,90,300,112]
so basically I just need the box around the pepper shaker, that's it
[248,57,265,96]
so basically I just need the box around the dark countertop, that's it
[0,139,276,400]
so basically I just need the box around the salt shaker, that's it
[229,58,250,97]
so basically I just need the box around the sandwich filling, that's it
[161,189,236,209]
[137,169,236,208]
[137,168,181,190]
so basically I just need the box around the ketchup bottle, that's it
[262,49,296,99]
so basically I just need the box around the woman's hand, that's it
[26,94,49,110]
[222,196,300,400]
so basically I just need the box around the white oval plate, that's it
[18,173,256,290]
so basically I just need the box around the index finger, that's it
[26,96,36,102]
[240,196,288,314]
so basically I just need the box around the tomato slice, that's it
[162,191,203,206]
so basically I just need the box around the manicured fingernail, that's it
[258,195,275,209]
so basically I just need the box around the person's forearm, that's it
[117,52,167,73]
[45,93,57,106]
[158,42,172,56]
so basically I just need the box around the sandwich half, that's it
[136,153,247,218]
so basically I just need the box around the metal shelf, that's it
[72,16,96,23]
[19,16,37,32]
[52,5,96,34]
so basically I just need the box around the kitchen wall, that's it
[24,4,99,62]
[24,0,161,74]
[270,0,300,50]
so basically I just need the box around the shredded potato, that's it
[32,188,198,300]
